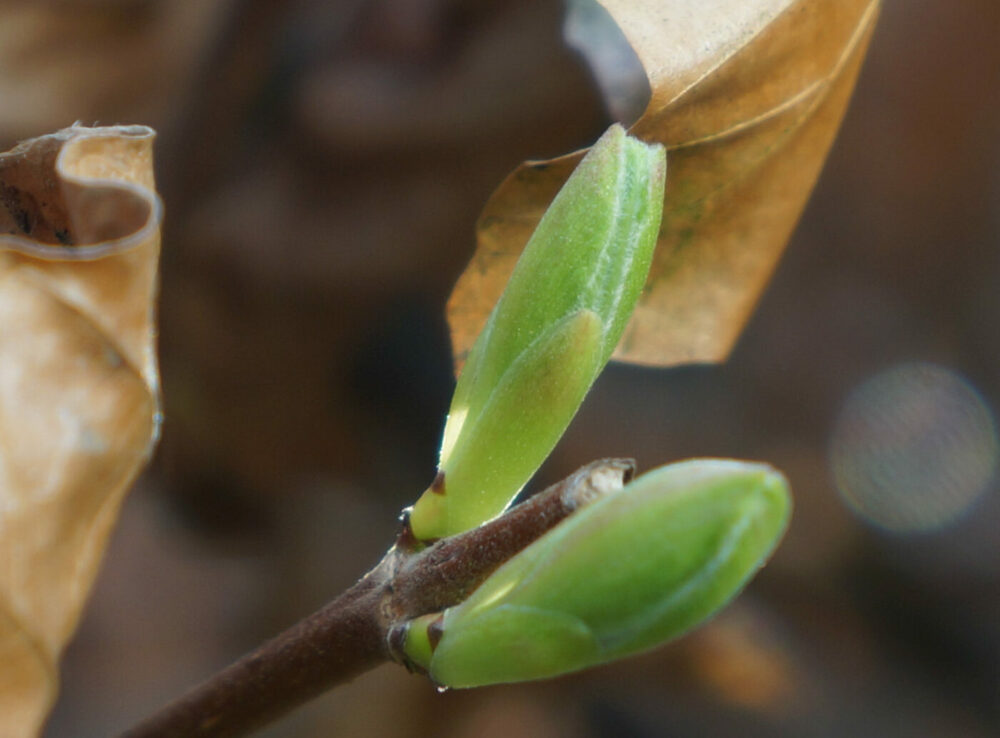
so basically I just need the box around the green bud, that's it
[408,309,604,537]
[409,124,666,540]
[404,460,791,687]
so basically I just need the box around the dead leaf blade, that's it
[448,0,880,370]
[0,126,162,738]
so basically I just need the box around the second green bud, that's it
[404,459,791,687]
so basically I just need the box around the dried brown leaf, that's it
[0,126,161,737]
[448,0,880,368]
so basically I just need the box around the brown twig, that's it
[120,459,634,738]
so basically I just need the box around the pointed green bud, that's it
[408,309,604,537]
[410,124,666,540]
[404,460,791,687]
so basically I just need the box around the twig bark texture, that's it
[120,459,634,738]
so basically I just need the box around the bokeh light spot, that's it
[829,362,998,532]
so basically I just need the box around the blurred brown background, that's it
[5,0,997,736]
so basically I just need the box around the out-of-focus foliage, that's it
[0,3,227,143]
[0,126,161,737]
[448,0,880,369]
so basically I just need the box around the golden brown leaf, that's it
[448,0,880,368]
[0,126,161,737]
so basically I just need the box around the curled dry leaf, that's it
[448,0,880,368]
[0,126,161,737]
